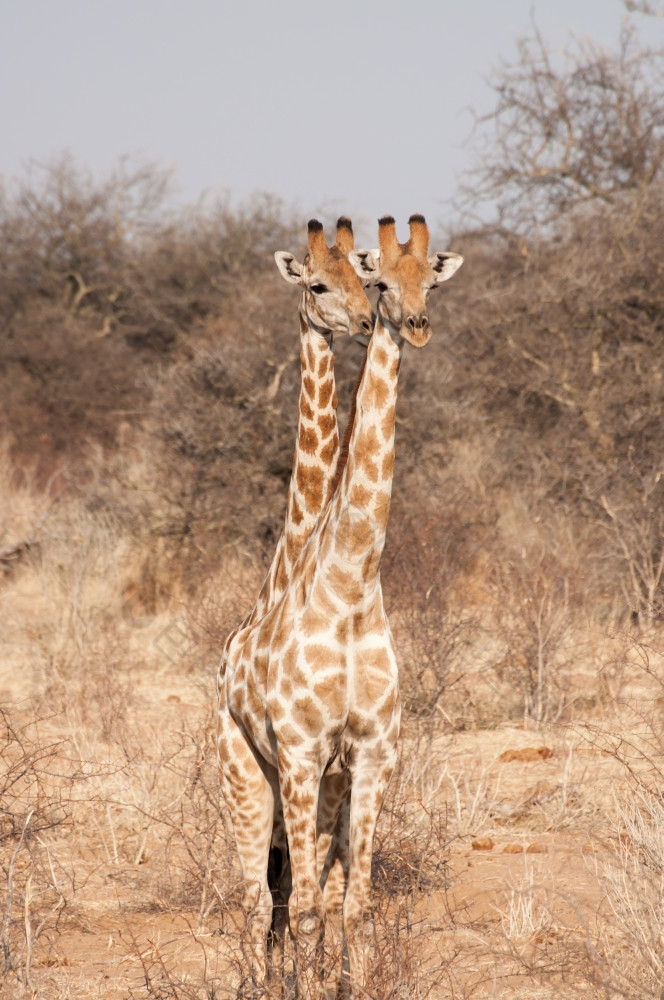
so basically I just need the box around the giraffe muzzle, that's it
[349,312,375,346]
[402,313,432,348]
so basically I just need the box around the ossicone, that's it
[407,214,430,259]
[307,218,328,257]
[335,216,354,253]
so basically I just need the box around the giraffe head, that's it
[275,218,374,340]
[349,214,463,348]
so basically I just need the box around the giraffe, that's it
[217,214,463,996]
[247,216,373,628]
[217,216,372,979]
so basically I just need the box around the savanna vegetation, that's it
[2,6,664,997]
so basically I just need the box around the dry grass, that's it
[1,442,664,999]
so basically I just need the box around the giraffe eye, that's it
[377,282,388,293]
[311,284,328,295]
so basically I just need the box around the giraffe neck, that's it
[326,351,367,503]
[250,306,339,621]
[318,314,402,595]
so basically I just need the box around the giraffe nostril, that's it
[407,315,416,330]
[421,314,429,328]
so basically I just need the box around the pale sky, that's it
[2,0,661,240]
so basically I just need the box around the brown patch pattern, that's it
[318,379,334,409]
[298,426,319,455]
[365,375,390,411]
[317,413,336,439]
[320,436,337,466]
[301,398,314,421]
[291,498,304,526]
[296,464,324,512]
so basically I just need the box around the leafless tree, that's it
[460,22,664,232]
[624,0,664,16]
[597,467,664,622]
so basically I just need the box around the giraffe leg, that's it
[317,774,351,993]
[343,751,397,993]
[268,788,292,986]
[279,762,326,1000]
[217,710,274,988]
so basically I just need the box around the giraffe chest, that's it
[223,597,400,770]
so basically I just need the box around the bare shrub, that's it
[498,864,555,956]
[0,153,167,316]
[384,498,488,719]
[567,633,664,997]
[441,9,664,637]
[375,734,452,897]
[140,716,235,927]
[0,154,297,482]
[596,467,664,624]
[0,153,294,329]
[460,21,664,231]
[0,711,73,997]
[146,332,297,567]
[21,495,133,708]
[590,787,664,999]
[624,0,664,19]
[0,442,55,578]
[440,175,664,633]
[584,636,664,793]
[490,540,579,725]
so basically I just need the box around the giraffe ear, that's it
[348,249,381,284]
[274,251,304,285]
[429,251,464,283]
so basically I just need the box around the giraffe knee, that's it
[294,906,323,943]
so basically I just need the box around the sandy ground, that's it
[1,553,660,998]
